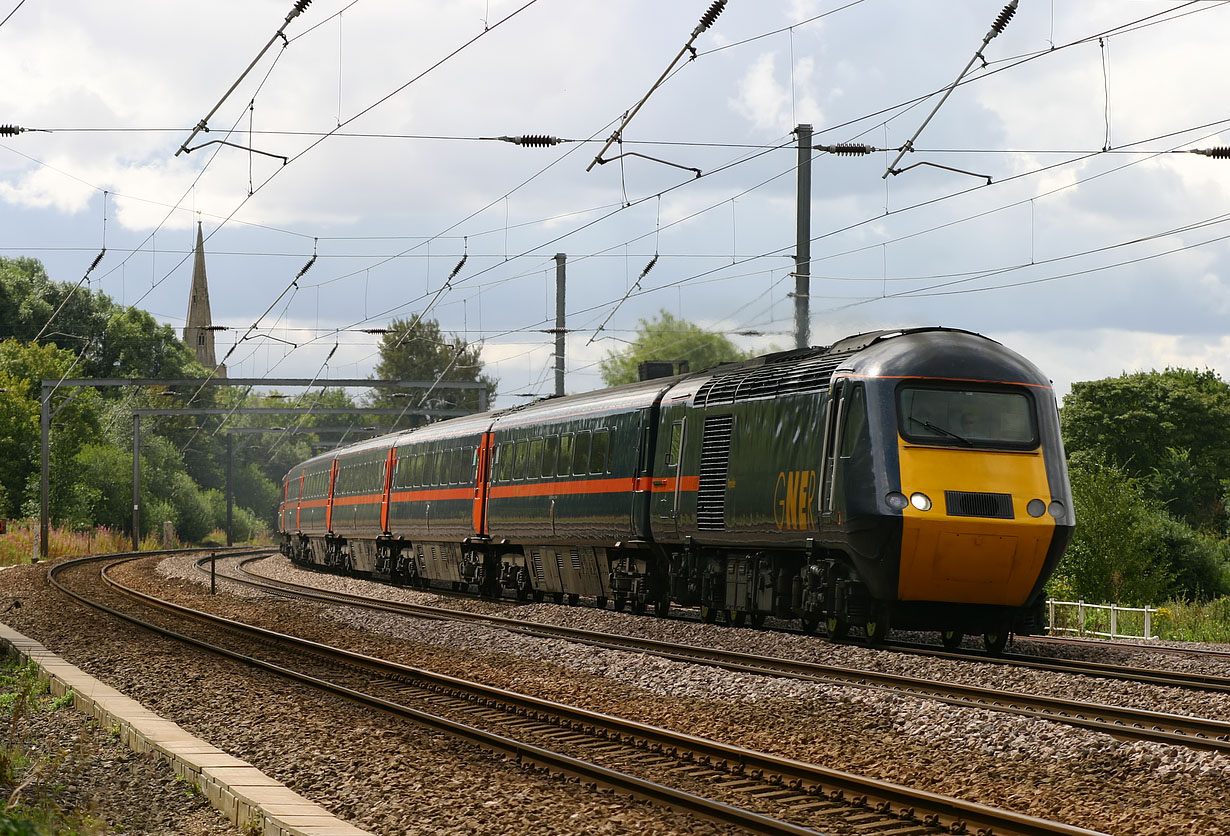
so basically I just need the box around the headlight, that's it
[885,491,908,511]
[1048,500,1065,519]
[1027,499,1046,518]
[910,492,932,511]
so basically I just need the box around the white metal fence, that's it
[1046,599,1159,640]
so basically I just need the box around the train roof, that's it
[284,326,1049,476]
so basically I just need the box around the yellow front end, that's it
[896,444,1056,606]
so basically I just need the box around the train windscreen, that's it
[897,385,1037,450]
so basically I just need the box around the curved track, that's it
[219,555,1230,754]
[50,551,1109,836]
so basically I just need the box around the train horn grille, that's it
[944,491,1014,519]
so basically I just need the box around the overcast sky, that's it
[2,0,1230,405]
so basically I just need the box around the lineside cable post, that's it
[555,253,566,397]
[793,124,813,350]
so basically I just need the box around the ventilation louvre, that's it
[696,415,734,530]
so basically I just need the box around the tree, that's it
[598,309,756,387]
[368,316,494,420]
[1061,368,1230,534]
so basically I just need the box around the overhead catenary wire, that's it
[176,0,315,157]
[586,0,728,172]
[882,1,1018,179]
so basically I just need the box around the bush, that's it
[1056,455,1175,605]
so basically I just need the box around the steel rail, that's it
[58,553,1108,836]
[49,553,835,836]
[220,557,1230,753]
[887,639,1230,692]
[1023,634,1230,661]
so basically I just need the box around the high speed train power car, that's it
[278,327,1074,653]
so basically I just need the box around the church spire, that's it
[184,222,226,376]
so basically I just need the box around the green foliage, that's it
[1154,597,1230,642]
[599,309,755,387]
[369,316,494,418]
[1061,368,1230,533]
[1056,456,1174,605]
[1057,454,1230,605]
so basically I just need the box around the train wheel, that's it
[983,630,1010,655]
[630,599,647,616]
[553,592,565,604]
[800,615,819,634]
[567,593,579,606]
[826,615,849,641]
[700,604,718,623]
[941,630,964,651]
[864,605,890,645]
[727,609,746,627]
[749,611,766,628]
[613,596,627,612]
[864,617,888,645]
[653,598,671,618]
[596,596,608,609]
[532,589,545,603]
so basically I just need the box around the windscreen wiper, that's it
[908,416,973,447]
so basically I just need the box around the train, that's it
[277,327,1074,654]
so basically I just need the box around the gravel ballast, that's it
[3,552,1227,835]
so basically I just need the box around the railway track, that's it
[213,555,1230,754]
[1023,633,1230,662]
[50,552,1109,836]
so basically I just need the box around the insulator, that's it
[990,0,1018,36]
[831,143,874,156]
[87,248,106,273]
[294,253,317,280]
[637,254,658,280]
[500,135,560,147]
[1193,147,1230,159]
[447,254,467,282]
[288,0,312,19]
[693,0,727,37]
[0,125,25,136]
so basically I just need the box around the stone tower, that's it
[183,222,225,376]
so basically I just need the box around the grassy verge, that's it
[0,519,273,567]
[0,657,105,835]
[1154,597,1230,643]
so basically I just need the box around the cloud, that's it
[727,52,823,134]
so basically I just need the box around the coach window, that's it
[542,435,559,478]
[590,430,610,473]
[558,434,574,478]
[445,449,457,484]
[667,421,683,467]
[528,438,544,479]
[513,440,529,480]
[572,431,591,476]
[498,443,514,482]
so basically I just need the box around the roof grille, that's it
[945,491,1014,519]
[694,354,849,407]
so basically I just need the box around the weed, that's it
[46,692,73,712]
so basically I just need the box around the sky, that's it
[2,0,1230,406]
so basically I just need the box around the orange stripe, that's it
[489,476,638,499]
[649,476,700,493]
[390,487,475,503]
